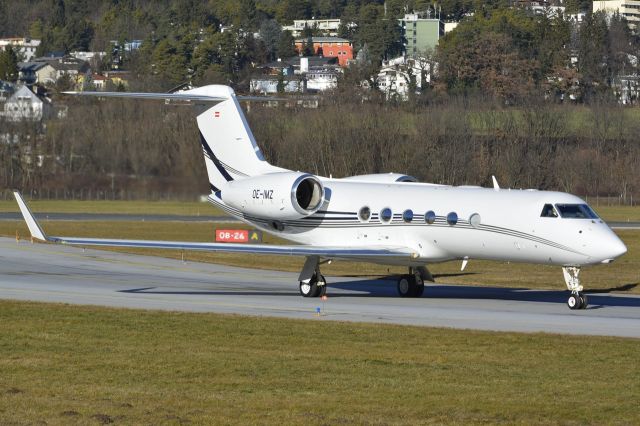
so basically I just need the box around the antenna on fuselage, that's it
[492,175,500,191]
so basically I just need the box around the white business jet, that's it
[13,85,627,310]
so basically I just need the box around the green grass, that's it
[0,300,639,425]
[0,220,638,295]
[589,205,640,222]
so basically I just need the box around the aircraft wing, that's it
[13,192,416,261]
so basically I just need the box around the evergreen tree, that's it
[260,19,282,61]
[577,12,610,97]
[356,4,402,63]
[152,38,187,85]
[52,0,66,28]
[0,46,19,82]
[277,30,296,59]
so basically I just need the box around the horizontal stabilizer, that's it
[64,85,284,103]
[63,91,228,102]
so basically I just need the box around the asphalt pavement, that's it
[1,237,638,338]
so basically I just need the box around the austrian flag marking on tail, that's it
[214,111,220,118]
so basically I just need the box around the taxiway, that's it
[0,237,638,338]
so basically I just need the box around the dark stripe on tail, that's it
[199,131,234,182]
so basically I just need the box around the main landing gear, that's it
[396,267,432,298]
[299,273,327,298]
[298,256,327,298]
[562,266,589,310]
[298,257,434,299]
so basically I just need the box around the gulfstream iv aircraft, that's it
[14,85,627,310]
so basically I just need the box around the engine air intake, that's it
[293,175,324,214]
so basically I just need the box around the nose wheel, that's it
[562,267,589,309]
[567,292,588,310]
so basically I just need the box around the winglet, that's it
[13,191,48,241]
[492,175,500,191]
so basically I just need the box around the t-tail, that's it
[64,85,284,192]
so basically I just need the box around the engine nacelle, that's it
[222,172,325,220]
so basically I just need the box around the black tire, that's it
[397,275,416,297]
[579,293,589,309]
[299,280,318,297]
[413,275,424,298]
[318,285,327,297]
[567,293,582,310]
[300,274,325,297]
[314,274,326,297]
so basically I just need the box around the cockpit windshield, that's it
[540,204,558,218]
[555,204,599,219]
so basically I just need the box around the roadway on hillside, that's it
[0,237,638,338]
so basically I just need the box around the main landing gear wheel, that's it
[299,274,326,298]
[397,274,424,298]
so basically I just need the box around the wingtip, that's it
[13,192,48,241]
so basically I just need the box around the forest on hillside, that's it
[0,0,638,202]
[1,96,638,203]
[1,0,629,100]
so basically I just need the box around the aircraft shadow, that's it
[119,281,640,308]
[328,280,640,308]
[119,287,299,297]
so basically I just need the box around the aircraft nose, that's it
[600,236,627,263]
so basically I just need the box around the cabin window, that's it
[447,212,458,226]
[380,208,392,223]
[402,209,413,223]
[555,204,599,219]
[540,204,558,218]
[358,206,371,222]
[425,210,436,224]
[469,213,481,228]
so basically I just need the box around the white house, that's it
[0,38,41,61]
[282,19,355,37]
[593,0,640,31]
[250,77,304,94]
[375,56,432,100]
[613,74,639,104]
[0,80,15,102]
[2,85,49,121]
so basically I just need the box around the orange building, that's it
[294,37,353,67]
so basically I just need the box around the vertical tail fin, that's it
[190,86,283,191]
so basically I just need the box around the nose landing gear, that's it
[562,266,589,310]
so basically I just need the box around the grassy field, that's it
[0,219,638,295]
[0,199,639,221]
[0,300,639,425]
